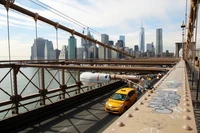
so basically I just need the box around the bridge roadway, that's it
[15,85,144,133]
[103,59,197,133]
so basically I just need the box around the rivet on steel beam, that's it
[183,115,191,120]
[117,122,125,127]
[126,113,133,118]
[183,108,190,112]
[183,103,190,106]
[133,107,139,111]
[184,94,189,97]
[149,90,153,93]
[182,125,192,131]
[143,97,148,100]
[138,102,144,105]
[184,98,189,101]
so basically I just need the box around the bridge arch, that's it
[175,42,195,58]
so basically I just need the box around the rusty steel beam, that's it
[110,74,144,87]
[19,64,169,73]
[0,58,180,64]
[64,61,175,65]
[185,0,199,59]
[0,0,134,58]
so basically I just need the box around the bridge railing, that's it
[0,63,114,120]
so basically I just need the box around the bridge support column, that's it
[12,66,20,114]
[76,70,81,94]
[40,68,46,105]
[59,68,65,99]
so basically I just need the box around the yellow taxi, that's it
[104,88,137,114]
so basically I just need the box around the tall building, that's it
[81,30,94,59]
[146,42,155,57]
[68,36,77,59]
[107,41,114,59]
[111,45,119,59]
[77,47,84,59]
[134,45,139,52]
[31,38,48,60]
[59,45,68,60]
[139,25,145,53]
[119,35,125,47]
[44,40,54,60]
[99,34,109,59]
[116,40,123,47]
[156,28,163,57]
[50,49,60,60]
[88,45,98,59]
[146,42,153,52]
[115,40,124,58]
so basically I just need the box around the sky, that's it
[0,0,198,60]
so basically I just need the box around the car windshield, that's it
[111,93,126,101]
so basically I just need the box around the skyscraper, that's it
[146,42,154,52]
[44,40,54,60]
[107,41,114,59]
[68,36,77,59]
[134,45,139,52]
[31,38,48,60]
[139,25,145,53]
[99,34,109,59]
[119,35,125,47]
[59,45,68,60]
[156,28,163,57]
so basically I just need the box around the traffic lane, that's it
[17,88,120,133]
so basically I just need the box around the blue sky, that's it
[0,0,197,60]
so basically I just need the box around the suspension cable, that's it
[185,0,188,36]
[5,1,13,95]
[29,0,101,36]
[34,15,41,89]
[55,24,61,83]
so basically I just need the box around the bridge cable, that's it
[5,3,13,95]
[55,26,61,85]
[185,0,188,41]
[29,0,101,36]
[34,17,41,90]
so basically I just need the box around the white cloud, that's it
[0,0,198,59]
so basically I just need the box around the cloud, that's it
[0,0,198,60]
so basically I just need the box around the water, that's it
[0,67,79,119]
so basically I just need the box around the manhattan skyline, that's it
[0,0,196,60]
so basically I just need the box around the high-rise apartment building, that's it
[139,25,145,53]
[156,28,163,57]
[68,36,77,59]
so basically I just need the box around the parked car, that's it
[104,88,137,114]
